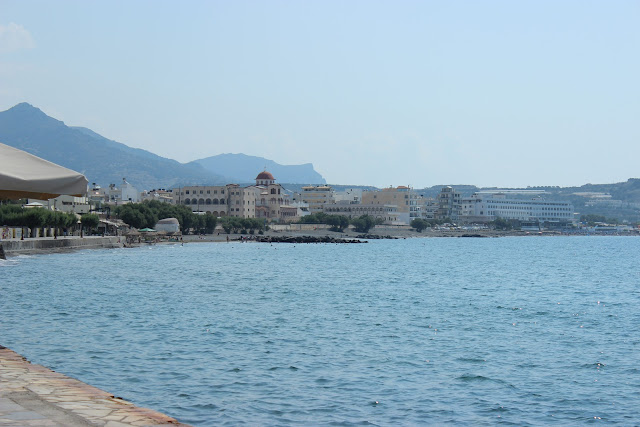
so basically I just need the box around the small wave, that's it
[456,357,486,363]
[456,374,510,386]
[457,374,492,382]
[191,403,218,410]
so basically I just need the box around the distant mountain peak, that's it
[0,103,325,188]
[7,102,46,116]
[3,102,65,128]
[0,103,226,190]
[10,102,36,109]
[189,153,326,184]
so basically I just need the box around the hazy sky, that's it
[1,1,638,188]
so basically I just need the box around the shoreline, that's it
[0,345,189,426]
[179,227,640,243]
[2,228,638,258]
[0,236,122,259]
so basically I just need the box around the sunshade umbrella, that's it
[0,142,88,199]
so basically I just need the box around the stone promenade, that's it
[0,346,189,427]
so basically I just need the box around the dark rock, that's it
[255,236,365,244]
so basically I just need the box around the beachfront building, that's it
[228,184,257,218]
[174,185,229,216]
[301,185,335,213]
[253,171,289,220]
[26,195,91,214]
[140,188,173,204]
[458,191,575,226]
[334,188,363,204]
[171,170,294,222]
[420,197,438,221]
[361,186,420,225]
[435,186,461,221]
[104,178,139,204]
[279,205,301,222]
[322,201,399,224]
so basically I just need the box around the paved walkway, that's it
[0,346,189,427]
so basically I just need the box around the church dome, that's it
[256,171,275,181]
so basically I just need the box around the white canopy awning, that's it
[0,142,88,200]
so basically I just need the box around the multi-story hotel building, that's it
[301,185,335,213]
[436,186,461,221]
[173,185,230,217]
[459,191,574,225]
[227,184,257,218]
[322,201,399,224]
[361,186,420,224]
[172,171,289,220]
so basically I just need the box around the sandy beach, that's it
[179,226,539,243]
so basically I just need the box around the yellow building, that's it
[301,185,334,213]
[361,186,420,224]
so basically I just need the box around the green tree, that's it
[204,213,218,234]
[580,214,606,226]
[49,211,69,239]
[297,212,330,224]
[81,213,100,235]
[411,218,430,232]
[351,215,376,233]
[326,215,349,232]
[220,217,233,234]
[490,217,519,230]
[63,212,77,235]
[23,208,48,237]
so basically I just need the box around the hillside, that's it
[0,103,225,190]
[190,153,326,185]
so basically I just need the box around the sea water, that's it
[1,236,639,425]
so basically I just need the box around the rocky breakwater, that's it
[356,234,398,240]
[255,236,366,244]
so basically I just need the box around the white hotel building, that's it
[459,191,575,225]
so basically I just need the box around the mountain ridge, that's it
[189,153,326,185]
[0,103,327,190]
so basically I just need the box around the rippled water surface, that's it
[1,237,640,425]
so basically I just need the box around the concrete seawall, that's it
[0,345,189,426]
[0,236,122,258]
